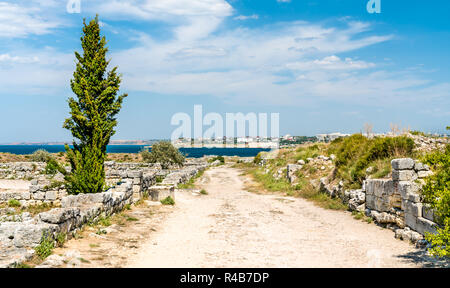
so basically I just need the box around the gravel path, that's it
[127,166,430,268]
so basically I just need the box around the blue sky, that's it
[0,0,449,143]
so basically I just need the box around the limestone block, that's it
[398,181,420,202]
[391,158,415,170]
[45,191,58,201]
[32,192,45,200]
[13,223,58,248]
[415,217,438,235]
[127,170,143,178]
[404,213,418,231]
[403,200,422,217]
[422,204,435,222]
[392,170,417,181]
[417,170,433,178]
[39,208,80,224]
[149,185,175,202]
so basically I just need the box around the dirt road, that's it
[126,166,433,268]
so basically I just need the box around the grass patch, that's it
[8,199,21,208]
[299,184,347,210]
[125,216,139,222]
[200,189,208,195]
[35,233,54,260]
[178,169,205,189]
[328,134,416,188]
[161,196,175,206]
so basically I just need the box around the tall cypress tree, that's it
[64,16,127,194]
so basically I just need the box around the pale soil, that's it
[0,179,30,191]
[126,166,437,268]
[52,166,445,268]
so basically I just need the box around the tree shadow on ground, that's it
[396,249,449,268]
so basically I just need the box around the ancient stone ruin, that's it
[319,158,438,243]
[0,158,208,267]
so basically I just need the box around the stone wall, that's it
[0,158,209,266]
[0,180,133,268]
[0,162,46,180]
[104,161,162,200]
[320,158,439,242]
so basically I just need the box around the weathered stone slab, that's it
[392,170,417,181]
[391,158,415,170]
[149,185,175,202]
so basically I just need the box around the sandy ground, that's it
[125,166,439,268]
[0,179,30,191]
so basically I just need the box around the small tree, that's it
[141,141,185,169]
[363,122,373,138]
[63,16,127,194]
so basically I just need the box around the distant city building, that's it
[316,133,350,142]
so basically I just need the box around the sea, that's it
[0,145,270,158]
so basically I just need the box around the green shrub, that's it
[254,153,262,164]
[55,232,66,248]
[8,199,21,208]
[328,134,415,188]
[209,155,225,164]
[421,133,450,257]
[161,196,175,205]
[141,141,185,169]
[35,233,54,259]
[44,158,66,176]
[30,149,51,162]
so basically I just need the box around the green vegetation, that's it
[35,233,54,260]
[13,263,32,268]
[126,216,138,222]
[141,141,185,169]
[200,189,208,195]
[161,196,175,206]
[178,170,204,189]
[63,16,127,195]
[44,158,66,176]
[8,199,21,208]
[421,126,450,257]
[55,233,66,248]
[30,149,51,162]
[328,134,415,188]
[208,155,225,164]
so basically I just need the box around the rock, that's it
[392,170,417,181]
[371,211,396,224]
[417,170,433,178]
[36,254,65,268]
[39,208,80,224]
[391,158,415,170]
[297,160,306,165]
[366,166,374,174]
[13,223,58,248]
[330,154,336,161]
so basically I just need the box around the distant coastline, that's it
[0,145,270,158]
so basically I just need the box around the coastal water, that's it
[0,145,270,158]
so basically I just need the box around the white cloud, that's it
[0,2,61,38]
[0,54,39,64]
[1,0,448,110]
[88,0,232,20]
[234,14,259,20]
[286,55,375,71]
